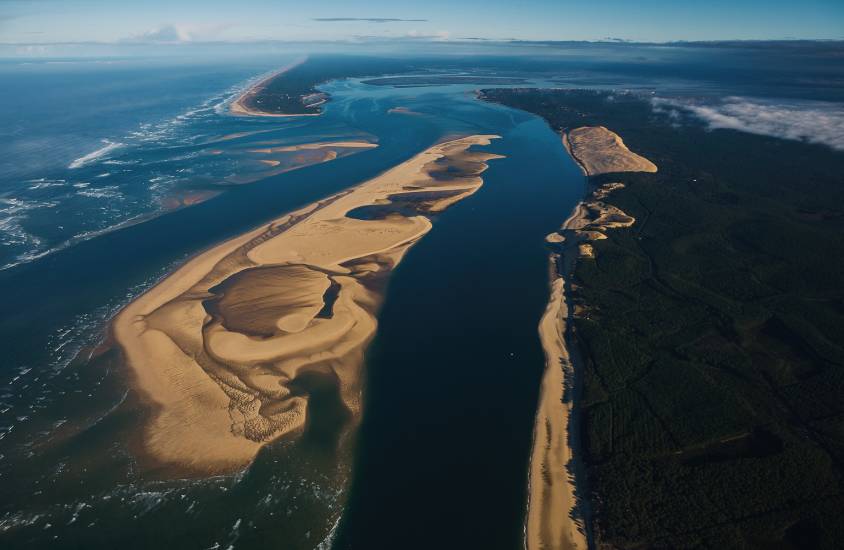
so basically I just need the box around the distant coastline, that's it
[229,57,323,117]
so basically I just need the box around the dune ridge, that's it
[526,127,657,550]
[112,135,502,474]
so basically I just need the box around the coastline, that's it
[229,56,321,118]
[526,126,657,550]
[111,135,503,474]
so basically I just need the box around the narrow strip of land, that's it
[229,57,321,117]
[526,126,657,550]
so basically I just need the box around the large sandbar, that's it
[112,135,502,474]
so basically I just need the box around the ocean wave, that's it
[75,185,123,200]
[25,178,67,190]
[68,140,123,169]
[0,211,148,272]
[0,197,56,248]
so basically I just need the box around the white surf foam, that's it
[68,140,123,169]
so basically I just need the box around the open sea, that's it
[1,44,842,548]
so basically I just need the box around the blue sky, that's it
[1,0,843,44]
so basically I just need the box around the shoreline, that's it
[525,126,657,550]
[111,135,503,475]
[525,202,590,550]
[229,56,322,118]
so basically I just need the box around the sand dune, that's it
[113,135,502,474]
[564,126,657,176]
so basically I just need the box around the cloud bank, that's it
[653,96,844,151]
[313,18,427,23]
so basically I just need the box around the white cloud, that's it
[123,23,233,44]
[653,96,844,151]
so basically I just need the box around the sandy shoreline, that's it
[525,126,657,550]
[229,56,321,118]
[112,135,502,475]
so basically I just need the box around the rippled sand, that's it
[113,135,502,474]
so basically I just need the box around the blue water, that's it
[1,45,842,548]
[0,55,311,270]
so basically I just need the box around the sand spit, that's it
[112,135,502,474]
[563,126,657,176]
[229,57,320,118]
[526,130,657,550]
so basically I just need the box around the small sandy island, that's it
[526,126,657,550]
[112,135,502,475]
[230,56,322,118]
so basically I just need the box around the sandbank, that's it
[112,135,502,474]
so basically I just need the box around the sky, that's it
[1,0,843,45]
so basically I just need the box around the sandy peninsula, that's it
[112,135,502,474]
[525,126,657,550]
[230,56,322,118]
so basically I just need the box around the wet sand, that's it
[526,126,657,550]
[112,135,502,475]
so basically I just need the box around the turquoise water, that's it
[1,47,843,548]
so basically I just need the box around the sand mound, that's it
[564,126,657,176]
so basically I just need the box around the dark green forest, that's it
[482,88,844,549]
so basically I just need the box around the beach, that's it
[525,125,658,550]
[112,135,503,474]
